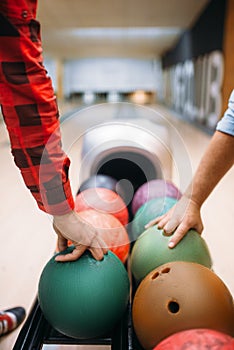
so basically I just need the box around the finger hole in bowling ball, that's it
[151,272,159,280]
[162,267,170,274]
[167,300,180,314]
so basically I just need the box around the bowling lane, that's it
[0,101,234,349]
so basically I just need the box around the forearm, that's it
[0,5,74,215]
[185,130,234,207]
[147,92,234,248]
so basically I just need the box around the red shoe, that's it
[0,307,26,336]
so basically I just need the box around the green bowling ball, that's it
[38,248,130,339]
[131,196,177,240]
[130,226,212,282]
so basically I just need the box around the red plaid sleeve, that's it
[0,0,75,215]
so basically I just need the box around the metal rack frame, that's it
[13,297,135,350]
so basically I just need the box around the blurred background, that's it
[37,0,232,133]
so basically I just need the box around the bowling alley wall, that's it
[160,0,234,133]
[43,0,234,134]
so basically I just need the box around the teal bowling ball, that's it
[38,248,130,339]
[131,196,177,240]
[130,226,212,282]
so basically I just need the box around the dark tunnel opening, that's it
[96,151,159,219]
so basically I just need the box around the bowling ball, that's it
[131,179,181,215]
[38,249,130,339]
[154,328,234,349]
[77,209,130,263]
[131,196,177,240]
[77,174,125,200]
[132,261,234,349]
[75,187,129,226]
[130,227,212,282]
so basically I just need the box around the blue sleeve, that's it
[216,90,234,136]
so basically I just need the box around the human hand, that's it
[145,195,203,248]
[53,210,108,262]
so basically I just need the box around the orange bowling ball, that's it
[75,188,129,226]
[76,209,130,263]
[132,261,234,349]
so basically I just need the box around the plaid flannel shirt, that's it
[0,0,75,215]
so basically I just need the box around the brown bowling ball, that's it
[132,261,234,350]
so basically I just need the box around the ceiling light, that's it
[64,27,182,39]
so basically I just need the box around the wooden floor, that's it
[0,101,234,350]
